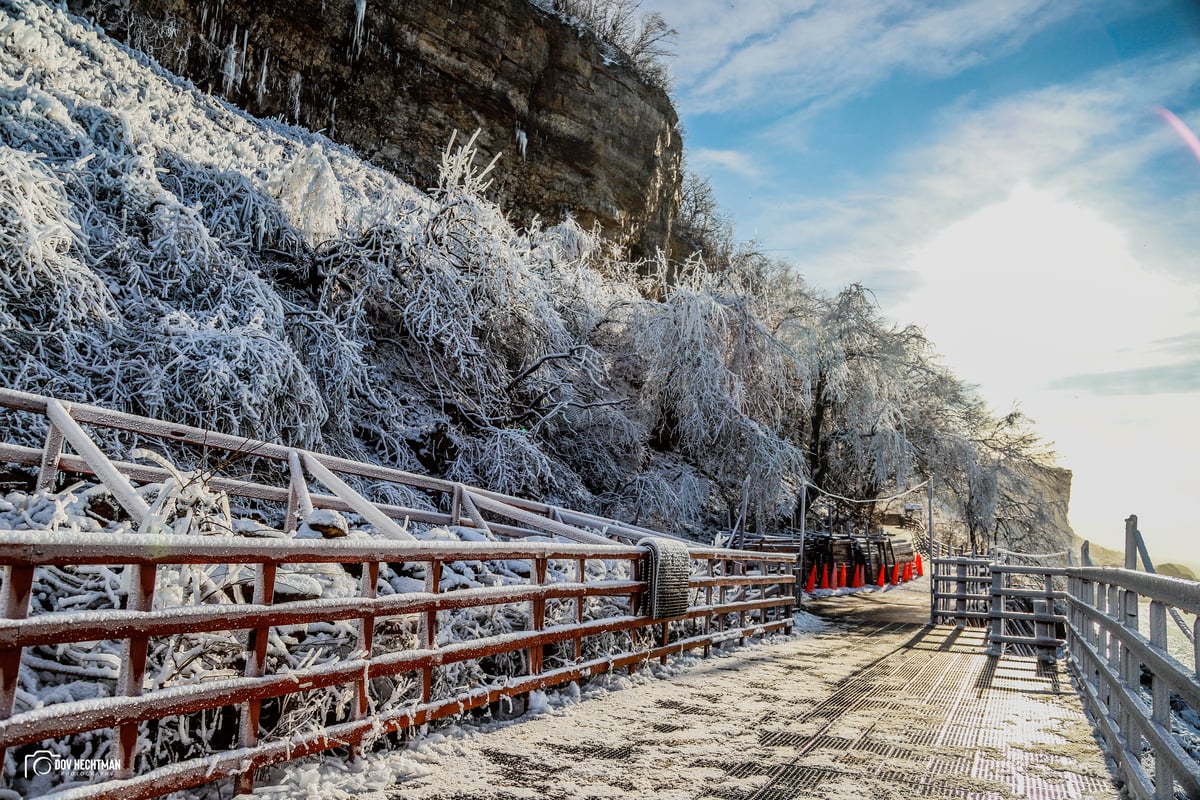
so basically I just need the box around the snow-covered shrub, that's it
[269,143,344,245]
[625,269,809,524]
[0,145,113,333]
[447,428,575,502]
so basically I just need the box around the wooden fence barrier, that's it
[0,389,797,798]
[0,534,795,799]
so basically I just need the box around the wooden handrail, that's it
[0,390,799,798]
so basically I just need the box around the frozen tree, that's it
[549,0,676,89]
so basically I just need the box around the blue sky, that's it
[641,0,1200,564]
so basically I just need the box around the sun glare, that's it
[892,184,1198,559]
[899,183,1186,394]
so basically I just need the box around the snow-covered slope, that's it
[0,0,672,522]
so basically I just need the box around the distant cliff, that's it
[1036,464,1075,550]
[71,0,683,258]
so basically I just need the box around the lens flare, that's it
[1154,106,1200,165]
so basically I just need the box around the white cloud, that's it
[744,52,1200,297]
[688,147,763,178]
[885,185,1200,564]
[890,183,1196,393]
[645,0,1085,116]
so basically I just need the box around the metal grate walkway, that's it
[695,624,1117,800]
[264,593,1123,799]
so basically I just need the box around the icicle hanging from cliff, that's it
[515,125,528,161]
[220,25,239,97]
[350,0,366,61]
[287,70,302,122]
[255,49,269,105]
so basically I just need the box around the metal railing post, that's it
[116,563,157,779]
[987,568,1003,655]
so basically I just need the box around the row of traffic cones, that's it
[806,552,924,592]
[803,561,871,591]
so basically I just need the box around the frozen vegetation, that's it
[0,476,649,796]
[0,0,1067,554]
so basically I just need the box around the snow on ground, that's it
[250,614,830,799]
[248,609,1128,800]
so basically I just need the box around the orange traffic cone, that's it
[877,566,886,587]
[839,563,848,588]
[904,562,912,582]
[915,553,924,577]
[805,564,817,593]
[892,564,901,584]
[852,564,863,588]
[820,564,830,590]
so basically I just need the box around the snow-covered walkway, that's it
[256,585,1120,800]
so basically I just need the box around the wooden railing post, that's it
[351,560,379,762]
[36,422,64,492]
[422,559,441,703]
[285,449,313,534]
[44,399,154,527]
[1147,597,1172,798]
[737,560,747,647]
[1120,583,1140,748]
[1194,615,1199,682]
[954,560,967,627]
[987,568,1003,655]
[450,484,463,527]
[530,557,547,676]
[703,558,715,657]
[1124,515,1138,570]
[575,557,586,663]
[0,565,33,771]
[116,563,156,779]
[1036,572,1055,662]
[236,561,276,795]
[659,620,670,666]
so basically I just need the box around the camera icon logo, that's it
[23,749,56,777]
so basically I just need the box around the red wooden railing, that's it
[0,390,797,798]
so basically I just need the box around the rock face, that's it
[72,0,682,258]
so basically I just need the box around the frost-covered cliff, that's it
[67,0,683,259]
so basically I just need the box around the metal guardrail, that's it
[0,389,798,797]
[931,524,1200,800]
[986,564,1068,658]
[930,554,992,627]
[931,557,1066,657]
[1065,564,1200,800]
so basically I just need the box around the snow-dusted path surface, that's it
[256,586,1120,800]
